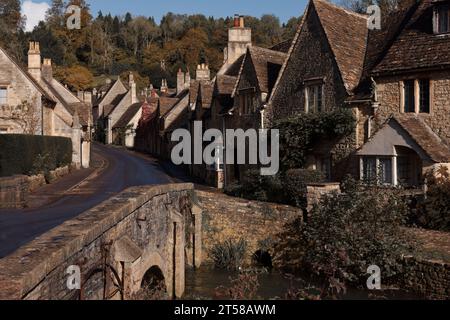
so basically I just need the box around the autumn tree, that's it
[55,65,94,91]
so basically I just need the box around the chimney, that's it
[28,41,41,81]
[185,70,191,89]
[225,14,251,66]
[84,91,92,106]
[196,64,210,81]
[161,78,168,93]
[239,15,245,28]
[234,14,240,27]
[129,72,137,104]
[177,68,185,95]
[42,58,53,82]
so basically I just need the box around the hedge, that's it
[0,134,72,177]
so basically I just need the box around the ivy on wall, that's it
[273,109,356,170]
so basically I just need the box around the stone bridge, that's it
[0,183,202,300]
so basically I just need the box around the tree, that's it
[45,0,65,29]
[0,0,24,59]
[54,65,94,91]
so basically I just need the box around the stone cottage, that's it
[93,73,138,145]
[0,42,92,168]
[267,0,450,186]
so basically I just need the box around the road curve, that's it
[0,143,172,258]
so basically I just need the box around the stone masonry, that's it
[196,190,301,266]
[0,183,202,300]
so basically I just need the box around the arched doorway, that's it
[253,250,273,269]
[138,266,167,300]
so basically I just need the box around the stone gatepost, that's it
[192,203,203,268]
[71,112,82,168]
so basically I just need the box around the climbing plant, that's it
[273,109,355,170]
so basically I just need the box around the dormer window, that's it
[434,4,450,34]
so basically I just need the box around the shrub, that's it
[417,166,450,231]
[0,134,72,177]
[210,238,247,270]
[275,177,416,297]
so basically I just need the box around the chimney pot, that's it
[234,14,240,27]
[239,16,245,28]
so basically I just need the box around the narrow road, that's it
[0,143,173,258]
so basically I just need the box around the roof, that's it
[393,114,450,163]
[103,92,129,117]
[373,0,450,74]
[159,97,179,116]
[224,54,246,77]
[0,47,56,104]
[113,102,142,129]
[215,75,237,95]
[313,0,368,92]
[198,81,214,109]
[41,78,91,126]
[269,39,293,53]
[241,46,287,94]
[349,5,415,101]
[189,80,200,104]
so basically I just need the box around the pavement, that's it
[0,143,172,258]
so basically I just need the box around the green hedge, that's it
[0,134,72,177]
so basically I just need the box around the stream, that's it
[183,266,422,300]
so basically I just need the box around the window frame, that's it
[0,86,8,105]
[401,79,432,114]
[305,81,324,113]
[434,4,450,34]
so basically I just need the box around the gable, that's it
[0,47,55,104]
[313,0,368,92]
[98,79,128,108]
[267,1,349,121]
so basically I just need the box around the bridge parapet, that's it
[0,183,202,300]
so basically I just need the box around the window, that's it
[435,5,450,34]
[403,79,431,114]
[403,80,415,113]
[362,156,392,185]
[306,84,323,113]
[379,158,392,185]
[419,79,430,113]
[0,87,7,105]
[362,157,377,182]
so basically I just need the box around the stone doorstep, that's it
[0,183,194,299]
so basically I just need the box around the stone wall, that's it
[0,183,201,300]
[196,190,300,266]
[369,71,450,145]
[401,257,450,300]
[0,165,72,209]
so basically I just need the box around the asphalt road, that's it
[0,143,172,258]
